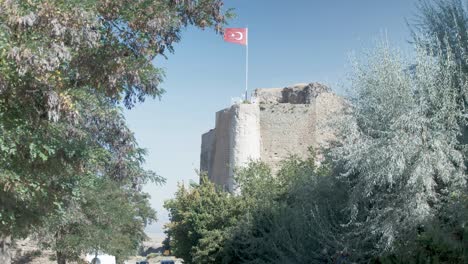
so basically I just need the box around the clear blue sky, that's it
[123,0,418,236]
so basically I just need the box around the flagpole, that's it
[245,27,249,101]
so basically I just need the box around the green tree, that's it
[164,176,244,264]
[165,153,349,264]
[221,155,351,264]
[0,0,230,263]
[0,85,162,263]
[36,179,157,264]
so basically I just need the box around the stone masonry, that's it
[200,83,345,192]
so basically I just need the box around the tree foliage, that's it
[164,154,355,264]
[36,179,157,263]
[164,176,245,264]
[0,0,231,262]
[221,155,348,264]
[0,0,231,107]
[410,0,468,147]
[333,43,467,255]
[411,0,468,79]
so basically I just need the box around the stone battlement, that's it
[253,82,331,104]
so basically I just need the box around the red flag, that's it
[224,28,248,46]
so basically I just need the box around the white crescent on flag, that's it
[232,32,243,40]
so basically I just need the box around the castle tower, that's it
[228,103,261,192]
[200,83,344,192]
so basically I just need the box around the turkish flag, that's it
[224,28,248,46]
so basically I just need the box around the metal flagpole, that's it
[245,27,249,101]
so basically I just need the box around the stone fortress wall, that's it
[200,83,345,192]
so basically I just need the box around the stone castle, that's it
[200,83,344,192]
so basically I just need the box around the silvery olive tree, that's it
[334,42,467,256]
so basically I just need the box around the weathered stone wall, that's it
[200,83,344,191]
[314,92,346,153]
[206,108,233,189]
[200,129,215,174]
[259,103,316,173]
